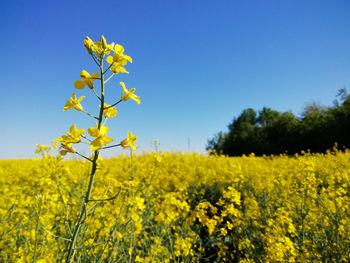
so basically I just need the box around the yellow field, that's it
[1,150,350,262]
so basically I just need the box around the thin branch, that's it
[87,184,111,212]
[104,100,122,109]
[82,110,99,120]
[104,73,115,84]
[75,152,93,162]
[103,61,115,75]
[91,54,100,66]
[82,136,92,142]
[102,117,108,126]
[43,227,72,242]
[100,144,121,150]
[92,88,101,101]
[89,189,121,202]
[74,242,106,250]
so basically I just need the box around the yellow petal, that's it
[74,104,83,112]
[63,101,74,111]
[69,124,77,134]
[115,44,124,54]
[130,144,137,151]
[99,125,109,135]
[110,66,120,74]
[69,125,85,138]
[106,56,114,64]
[132,97,141,104]
[85,79,94,89]
[102,136,113,145]
[80,70,90,79]
[128,132,137,141]
[77,95,85,103]
[90,139,102,151]
[88,127,99,137]
[74,80,85,89]
[76,129,85,137]
[110,108,117,117]
[91,73,100,79]
[124,55,132,63]
[104,107,117,118]
[119,67,129,74]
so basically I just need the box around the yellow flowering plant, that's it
[8,144,350,261]
[55,35,140,262]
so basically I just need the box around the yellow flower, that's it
[74,70,100,89]
[88,124,113,151]
[58,124,86,144]
[53,138,58,149]
[100,35,113,51]
[106,44,132,74]
[34,144,50,154]
[155,154,162,163]
[115,232,123,240]
[220,228,228,236]
[120,132,137,151]
[103,104,117,118]
[83,36,115,57]
[63,93,85,111]
[120,82,140,104]
[92,36,115,58]
[59,143,76,156]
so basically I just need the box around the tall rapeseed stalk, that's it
[55,36,139,262]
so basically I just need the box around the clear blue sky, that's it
[1,0,350,159]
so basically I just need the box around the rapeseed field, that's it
[1,149,350,262]
[3,36,349,263]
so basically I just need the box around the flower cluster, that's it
[56,35,140,156]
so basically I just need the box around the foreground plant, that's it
[56,35,139,262]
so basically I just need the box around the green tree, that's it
[207,89,350,156]
[223,108,258,155]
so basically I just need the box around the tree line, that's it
[207,89,350,156]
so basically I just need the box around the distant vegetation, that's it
[207,89,350,156]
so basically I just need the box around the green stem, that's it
[104,73,115,84]
[104,99,122,109]
[33,200,42,263]
[82,136,92,142]
[43,227,72,242]
[75,151,93,162]
[89,189,121,202]
[103,61,114,75]
[100,143,121,150]
[65,58,105,263]
[91,54,100,66]
[82,110,99,120]
[98,57,105,130]
[92,88,101,101]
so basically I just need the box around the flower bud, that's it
[100,35,108,49]
[84,36,94,55]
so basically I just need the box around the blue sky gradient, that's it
[1,0,350,158]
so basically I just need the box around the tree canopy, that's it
[207,90,350,156]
